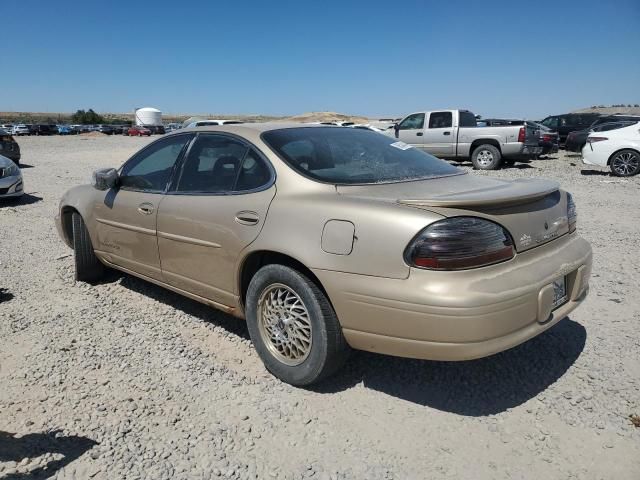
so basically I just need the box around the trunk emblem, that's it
[544,221,549,230]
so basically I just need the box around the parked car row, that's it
[0,123,169,136]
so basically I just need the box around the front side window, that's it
[263,127,462,185]
[120,134,192,192]
[541,117,558,128]
[398,113,425,130]
[428,111,453,129]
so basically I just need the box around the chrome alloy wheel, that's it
[257,284,312,366]
[476,149,494,167]
[611,151,639,176]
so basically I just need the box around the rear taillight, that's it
[518,127,526,143]
[567,193,577,233]
[404,217,515,270]
[587,136,608,144]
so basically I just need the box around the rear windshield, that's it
[262,127,462,185]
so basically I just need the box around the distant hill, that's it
[283,111,370,123]
[572,106,640,115]
[0,110,372,124]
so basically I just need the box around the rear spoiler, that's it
[397,179,560,208]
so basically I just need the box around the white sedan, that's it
[0,155,24,199]
[582,122,640,176]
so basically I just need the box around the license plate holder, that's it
[552,276,568,309]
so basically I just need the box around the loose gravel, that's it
[0,135,639,479]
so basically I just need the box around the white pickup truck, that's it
[388,109,542,170]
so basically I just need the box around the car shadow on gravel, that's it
[17,163,34,169]
[112,272,250,340]
[0,287,13,303]
[0,194,43,207]
[315,318,586,416]
[580,169,611,176]
[0,430,97,479]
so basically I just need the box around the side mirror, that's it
[394,123,400,138]
[92,168,119,191]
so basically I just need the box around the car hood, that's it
[337,174,569,252]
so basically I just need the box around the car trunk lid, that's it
[336,174,570,252]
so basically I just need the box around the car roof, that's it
[176,122,338,135]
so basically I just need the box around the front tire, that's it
[471,144,502,170]
[72,213,104,283]
[610,149,640,177]
[245,264,349,386]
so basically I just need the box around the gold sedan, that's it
[56,124,592,385]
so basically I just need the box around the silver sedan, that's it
[0,155,24,199]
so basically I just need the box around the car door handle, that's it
[235,211,260,226]
[416,132,423,136]
[137,203,154,215]
[443,131,451,135]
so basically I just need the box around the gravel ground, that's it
[1,135,639,479]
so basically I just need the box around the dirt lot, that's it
[1,135,639,479]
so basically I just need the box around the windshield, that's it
[262,127,462,185]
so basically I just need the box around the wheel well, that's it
[470,139,501,155]
[60,206,79,245]
[238,251,330,308]
[607,148,640,166]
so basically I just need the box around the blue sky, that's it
[2,0,639,119]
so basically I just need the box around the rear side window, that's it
[428,112,452,128]
[459,111,477,127]
[175,135,272,194]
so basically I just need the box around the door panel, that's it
[157,186,276,305]
[157,136,276,305]
[396,113,425,149]
[92,133,194,280]
[422,111,455,156]
[93,190,163,280]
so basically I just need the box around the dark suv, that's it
[31,124,55,136]
[0,129,21,165]
[539,113,601,145]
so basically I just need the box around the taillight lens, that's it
[587,136,608,144]
[567,193,577,233]
[518,127,526,143]
[405,217,515,270]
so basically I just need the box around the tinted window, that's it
[428,112,452,128]
[541,117,558,128]
[176,134,248,193]
[120,135,191,192]
[236,149,272,191]
[398,113,425,130]
[263,127,462,185]
[459,111,477,127]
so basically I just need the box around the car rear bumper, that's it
[503,143,543,159]
[313,233,592,361]
[581,144,607,167]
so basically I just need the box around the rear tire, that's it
[471,144,502,170]
[72,212,104,283]
[245,264,350,386]
[609,149,640,177]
